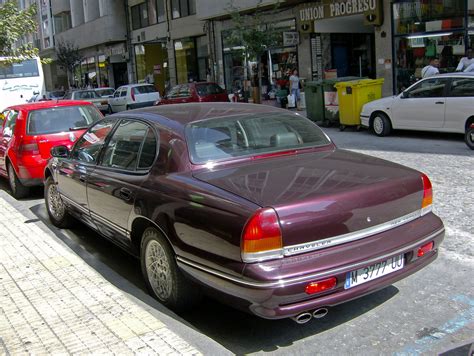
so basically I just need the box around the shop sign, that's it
[283,32,299,46]
[105,43,126,57]
[298,0,383,32]
[153,64,161,75]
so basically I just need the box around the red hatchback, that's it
[0,101,102,198]
[156,82,229,105]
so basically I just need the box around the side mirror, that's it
[50,145,70,158]
[33,91,40,95]
[401,91,409,99]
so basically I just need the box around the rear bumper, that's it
[177,217,444,320]
[16,156,47,186]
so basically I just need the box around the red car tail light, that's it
[18,139,39,155]
[421,173,433,215]
[417,241,434,257]
[241,208,283,263]
[305,277,337,295]
[131,88,136,101]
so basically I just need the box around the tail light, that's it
[18,138,39,155]
[305,277,337,295]
[421,173,433,216]
[131,88,136,101]
[241,208,283,263]
[417,241,434,257]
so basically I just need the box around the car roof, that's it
[7,100,95,111]
[121,103,289,136]
[435,72,474,78]
[119,83,155,88]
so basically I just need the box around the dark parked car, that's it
[156,82,229,105]
[44,103,444,322]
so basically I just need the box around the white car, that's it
[360,73,474,137]
[108,84,160,113]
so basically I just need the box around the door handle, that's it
[119,187,132,201]
[435,101,444,104]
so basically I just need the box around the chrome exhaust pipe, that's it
[312,307,329,319]
[292,312,313,324]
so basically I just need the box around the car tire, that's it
[7,163,29,199]
[140,227,200,310]
[44,176,74,228]
[465,127,474,150]
[371,113,392,137]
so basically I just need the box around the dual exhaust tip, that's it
[292,307,329,324]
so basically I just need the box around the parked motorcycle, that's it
[465,123,474,150]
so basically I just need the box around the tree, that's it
[56,41,84,89]
[0,0,38,61]
[227,0,282,103]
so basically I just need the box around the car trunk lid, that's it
[193,149,425,249]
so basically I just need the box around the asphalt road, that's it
[2,127,473,355]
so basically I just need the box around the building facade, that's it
[38,0,129,90]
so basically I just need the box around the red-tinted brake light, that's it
[241,208,283,263]
[305,277,337,295]
[131,88,136,101]
[417,241,434,257]
[421,173,433,215]
[18,139,39,155]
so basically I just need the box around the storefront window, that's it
[394,32,465,93]
[393,0,465,35]
[174,38,197,84]
[135,44,147,82]
[196,36,208,81]
[97,55,108,87]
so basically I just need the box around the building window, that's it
[157,0,165,23]
[148,0,157,25]
[131,2,149,30]
[171,0,196,19]
[53,12,72,33]
[174,37,198,83]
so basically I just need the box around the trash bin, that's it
[304,77,363,126]
[334,78,384,131]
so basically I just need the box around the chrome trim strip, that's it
[176,227,444,289]
[283,210,422,257]
[90,211,128,236]
[61,195,89,214]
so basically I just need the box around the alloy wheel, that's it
[145,237,173,301]
[47,183,66,220]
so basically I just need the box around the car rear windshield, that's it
[75,91,101,99]
[27,105,102,135]
[186,113,331,164]
[196,83,224,96]
[95,89,115,97]
[133,85,156,94]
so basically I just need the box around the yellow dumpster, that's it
[334,78,384,131]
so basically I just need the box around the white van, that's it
[0,57,45,111]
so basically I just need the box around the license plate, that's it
[344,254,404,289]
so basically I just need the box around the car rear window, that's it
[186,113,331,164]
[196,84,224,96]
[96,89,115,97]
[75,91,100,99]
[133,85,157,94]
[27,105,102,135]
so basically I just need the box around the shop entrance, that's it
[331,33,375,78]
[112,63,128,88]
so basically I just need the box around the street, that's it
[1,127,473,355]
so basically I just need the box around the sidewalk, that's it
[0,194,204,355]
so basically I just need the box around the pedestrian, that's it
[289,69,302,110]
[421,58,439,78]
[455,48,474,71]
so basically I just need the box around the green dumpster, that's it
[304,76,363,126]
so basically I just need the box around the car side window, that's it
[3,110,19,137]
[449,78,474,97]
[120,88,127,97]
[100,120,152,171]
[179,85,191,97]
[167,86,180,99]
[71,119,116,164]
[405,78,448,98]
[138,127,157,169]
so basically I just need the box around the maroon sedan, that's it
[156,82,229,105]
[44,103,444,322]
